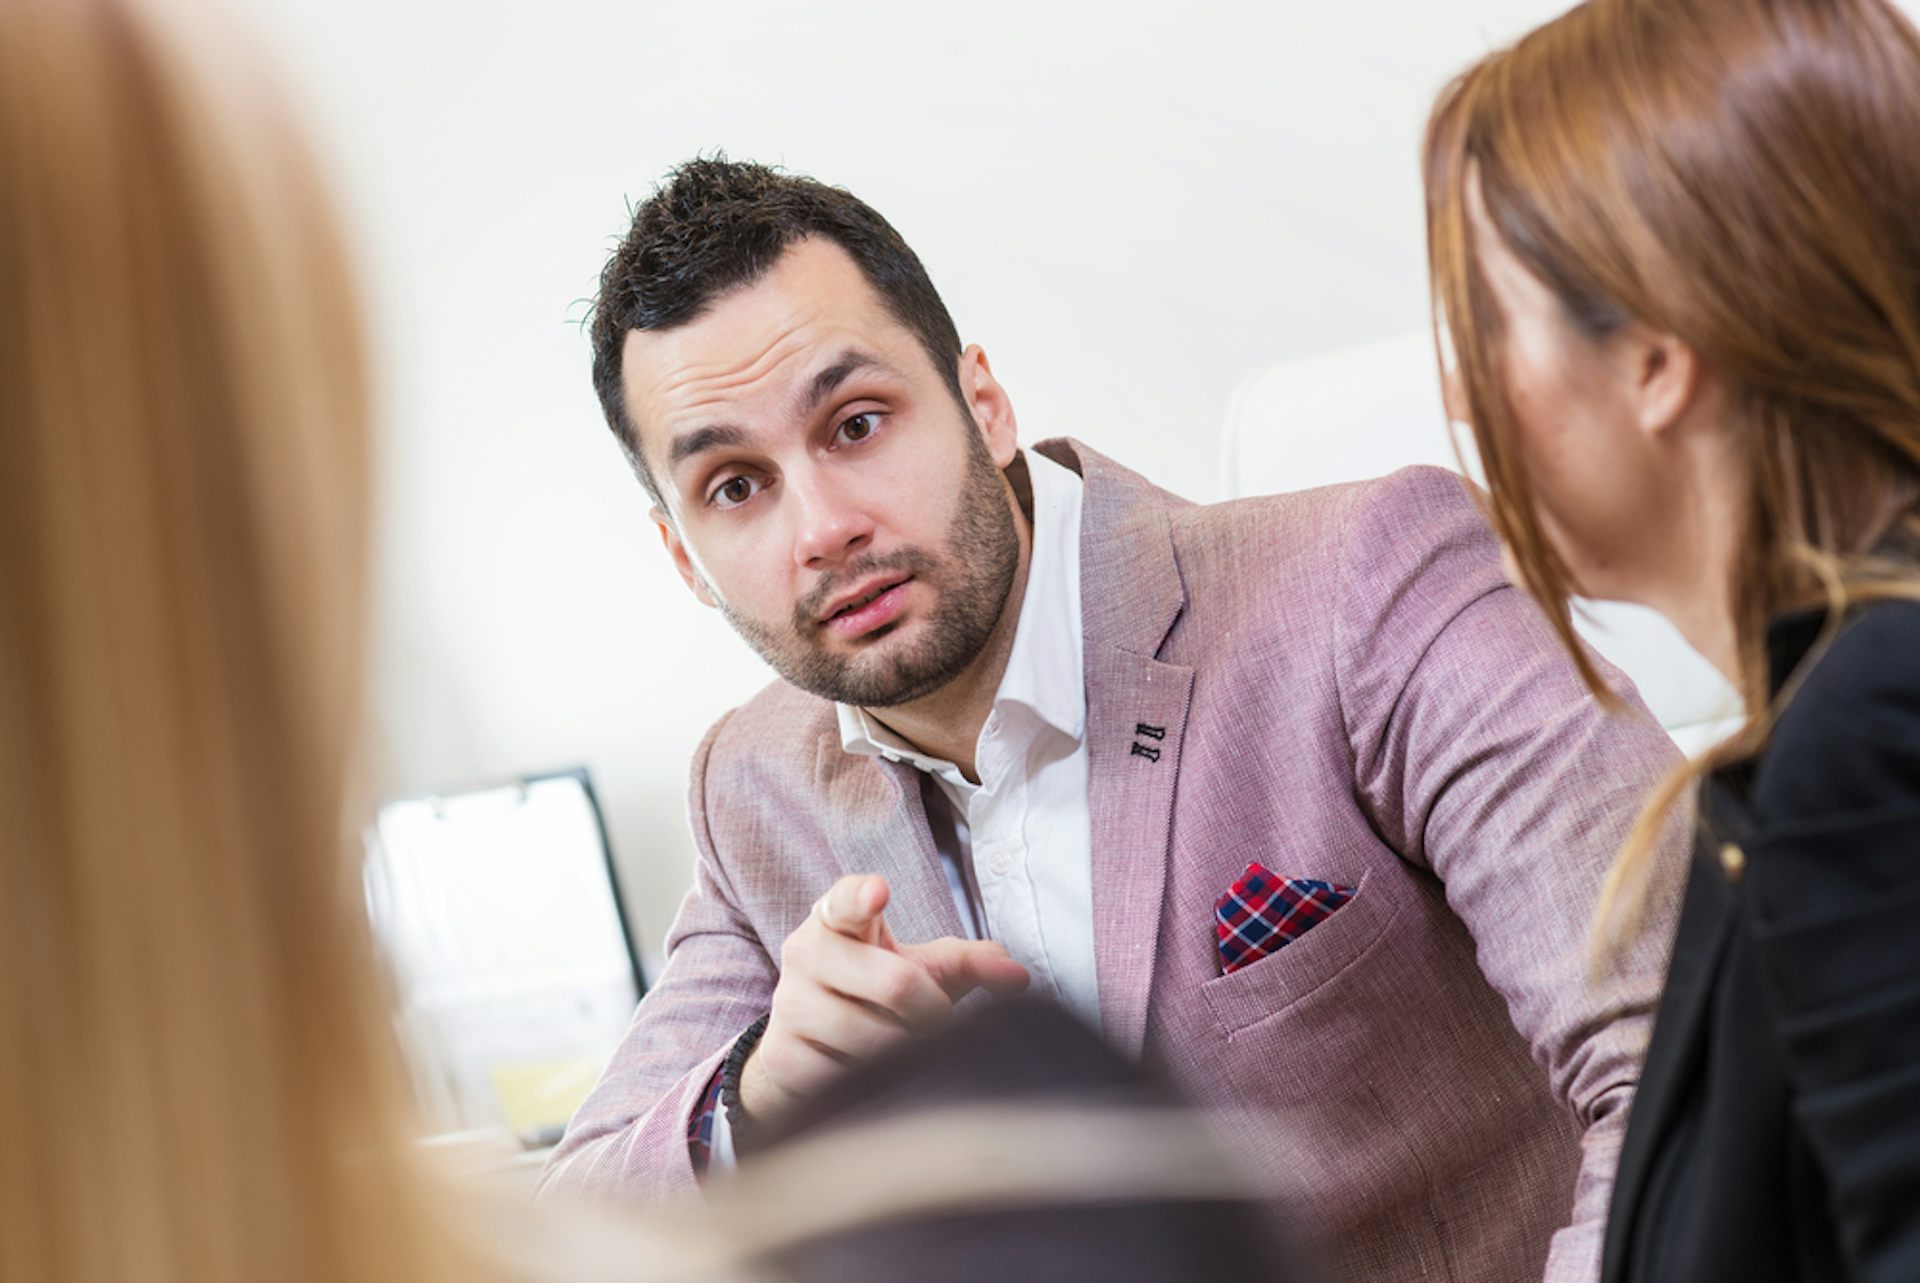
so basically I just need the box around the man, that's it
[541,158,1682,1283]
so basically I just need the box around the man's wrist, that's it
[719,1014,772,1147]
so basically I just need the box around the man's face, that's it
[623,237,1022,707]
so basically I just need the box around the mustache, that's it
[793,549,938,635]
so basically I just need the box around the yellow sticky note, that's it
[488,1058,602,1136]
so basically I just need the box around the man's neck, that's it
[864,469,1036,784]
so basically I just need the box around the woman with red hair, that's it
[1425,1,1920,1278]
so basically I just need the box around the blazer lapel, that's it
[814,739,966,946]
[1086,650,1193,1058]
[1037,438,1194,1060]
[1601,849,1738,1280]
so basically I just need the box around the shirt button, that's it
[987,849,1013,876]
[1718,843,1746,884]
[881,752,900,764]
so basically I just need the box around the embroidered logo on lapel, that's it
[1131,722,1166,762]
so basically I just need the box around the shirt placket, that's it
[971,720,1056,1004]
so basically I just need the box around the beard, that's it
[715,429,1021,708]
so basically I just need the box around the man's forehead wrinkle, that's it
[646,307,828,427]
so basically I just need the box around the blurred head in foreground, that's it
[0,1,476,1281]
[726,996,1301,1283]
[1423,0,1920,942]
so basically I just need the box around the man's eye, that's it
[710,475,761,509]
[836,412,880,444]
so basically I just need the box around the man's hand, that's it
[739,873,1029,1120]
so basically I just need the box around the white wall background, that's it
[238,0,1626,974]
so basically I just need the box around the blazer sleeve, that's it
[1332,467,1689,1283]
[536,712,778,1206]
[1744,604,1920,1282]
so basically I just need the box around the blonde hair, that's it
[0,1,489,1281]
[1423,0,1920,952]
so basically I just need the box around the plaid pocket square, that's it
[1214,863,1355,975]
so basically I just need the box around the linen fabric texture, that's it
[541,439,1683,1283]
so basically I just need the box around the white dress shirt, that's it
[835,448,1099,1029]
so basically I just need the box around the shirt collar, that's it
[836,447,1087,765]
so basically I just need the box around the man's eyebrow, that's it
[667,422,750,473]
[799,349,891,416]
[664,350,894,476]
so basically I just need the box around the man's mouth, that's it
[820,576,914,638]
[822,576,910,622]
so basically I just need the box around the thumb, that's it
[902,937,1032,1001]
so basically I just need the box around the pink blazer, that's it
[541,440,1683,1283]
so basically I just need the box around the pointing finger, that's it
[816,873,889,943]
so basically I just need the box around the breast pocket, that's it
[1200,869,1402,1037]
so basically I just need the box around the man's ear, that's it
[958,344,1020,468]
[1631,329,1705,442]
[654,505,718,608]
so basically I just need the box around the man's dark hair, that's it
[590,157,966,501]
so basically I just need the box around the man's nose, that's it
[789,472,875,570]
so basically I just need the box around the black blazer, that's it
[1603,597,1920,1283]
